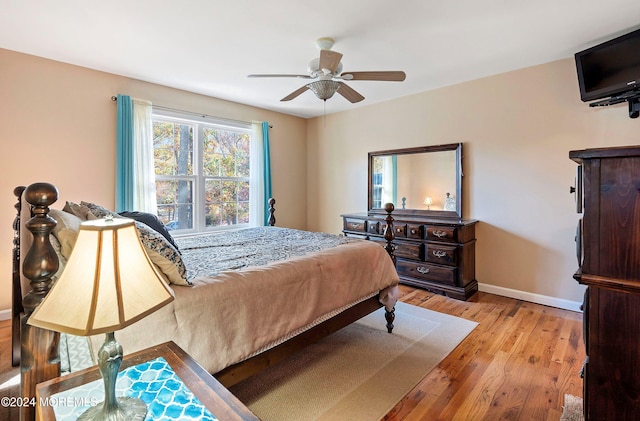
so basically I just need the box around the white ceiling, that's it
[2,0,640,118]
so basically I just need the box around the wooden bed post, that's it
[267,198,276,226]
[12,186,26,367]
[383,202,396,333]
[19,183,61,421]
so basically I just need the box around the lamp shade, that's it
[28,218,174,336]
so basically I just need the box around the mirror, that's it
[368,143,462,219]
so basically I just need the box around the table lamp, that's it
[423,196,433,210]
[28,217,175,420]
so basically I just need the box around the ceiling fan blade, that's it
[281,85,310,101]
[341,71,406,81]
[336,83,365,103]
[248,74,313,79]
[319,50,343,73]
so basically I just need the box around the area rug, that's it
[230,302,478,421]
[560,394,584,421]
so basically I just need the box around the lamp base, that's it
[78,396,147,421]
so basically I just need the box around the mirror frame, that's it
[367,143,463,219]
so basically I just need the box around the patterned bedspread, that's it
[176,226,357,279]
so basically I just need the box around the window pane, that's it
[205,179,250,227]
[238,181,249,201]
[236,135,250,177]
[153,120,194,176]
[156,179,193,231]
[237,201,249,224]
[202,128,250,177]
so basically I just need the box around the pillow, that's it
[48,234,66,284]
[49,209,83,260]
[80,201,190,286]
[63,201,99,221]
[80,201,119,219]
[118,211,180,252]
[131,220,190,286]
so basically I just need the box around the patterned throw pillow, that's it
[79,202,190,286]
[118,211,180,252]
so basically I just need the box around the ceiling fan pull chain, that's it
[324,100,327,127]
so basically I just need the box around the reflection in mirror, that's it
[368,143,462,218]
[372,152,456,210]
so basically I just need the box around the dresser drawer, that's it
[407,224,423,239]
[393,223,407,238]
[426,244,458,266]
[396,260,457,286]
[367,220,380,235]
[344,218,366,233]
[394,241,422,261]
[425,226,457,242]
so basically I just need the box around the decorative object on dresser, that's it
[570,145,640,421]
[343,143,479,300]
[28,216,175,421]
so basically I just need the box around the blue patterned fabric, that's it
[52,357,218,420]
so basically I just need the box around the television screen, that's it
[575,28,640,102]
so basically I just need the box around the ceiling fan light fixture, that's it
[307,80,341,100]
[315,37,335,51]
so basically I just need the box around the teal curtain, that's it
[262,122,273,226]
[116,94,134,212]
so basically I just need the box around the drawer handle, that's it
[416,266,430,274]
[433,230,448,238]
[410,229,417,235]
[432,250,447,258]
[396,227,403,233]
[349,223,362,229]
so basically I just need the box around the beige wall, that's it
[306,58,640,306]
[3,47,639,313]
[0,48,307,312]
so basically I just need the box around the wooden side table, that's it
[35,341,259,420]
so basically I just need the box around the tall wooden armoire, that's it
[570,146,640,420]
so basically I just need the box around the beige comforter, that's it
[89,236,399,374]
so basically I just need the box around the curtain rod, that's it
[110,96,273,128]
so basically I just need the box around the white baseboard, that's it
[478,283,583,313]
[0,309,11,321]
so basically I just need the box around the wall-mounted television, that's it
[575,28,640,103]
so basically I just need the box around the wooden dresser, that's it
[570,146,640,420]
[341,212,478,300]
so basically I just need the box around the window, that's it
[152,113,252,233]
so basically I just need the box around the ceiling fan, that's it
[248,37,406,103]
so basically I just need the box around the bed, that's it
[12,182,399,421]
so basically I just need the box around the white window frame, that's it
[152,110,253,235]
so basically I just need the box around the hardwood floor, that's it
[387,286,585,420]
[0,286,584,420]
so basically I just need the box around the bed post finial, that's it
[268,198,276,226]
[20,182,61,421]
[383,202,396,266]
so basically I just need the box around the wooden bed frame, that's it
[12,182,397,421]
